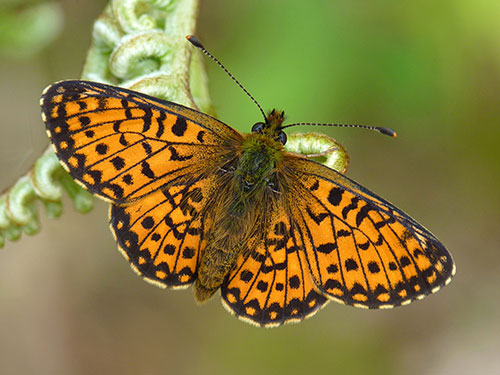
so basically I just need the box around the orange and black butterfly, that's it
[40,36,454,327]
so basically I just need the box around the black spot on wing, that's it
[355,204,374,226]
[240,270,253,282]
[110,156,125,171]
[168,146,193,161]
[142,107,152,132]
[328,187,343,206]
[197,130,205,143]
[306,206,328,225]
[316,243,337,254]
[79,116,90,126]
[310,180,319,191]
[288,275,300,289]
[141,161,155,179]
[368,261,380,274]
[95,143,108,155]
[141,216,154,229]
[172,117,187,137]
[141,141,152,155]
[113,120,122,132]
[345,258,358,271]
[156,111,166,138]
[119,133,128,146]
[341,197,359,219]
[257,281,269,292]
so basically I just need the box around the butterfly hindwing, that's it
[221,202,328,326]
[110,173,220,288]
[282,157,455,308]
[41,80,242,203]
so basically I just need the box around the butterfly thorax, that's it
[234,133,284,196]
[231,109,286,198]
[194,112,286,302]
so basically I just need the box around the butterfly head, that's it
[251,109,287,145]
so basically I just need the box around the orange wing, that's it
[221,199,328,327]
[40,80,242,203]
[281,157,455,309]
[110,173,220,288]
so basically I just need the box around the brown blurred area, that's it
[1,1,499,374]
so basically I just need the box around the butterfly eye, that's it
[276,131,287,145]
[251,122,265,133]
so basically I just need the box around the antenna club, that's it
[186,35,203,49]
[377,127,397,138]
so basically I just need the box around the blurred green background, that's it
[1,0,499,374]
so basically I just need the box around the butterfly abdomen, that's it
[195,243,242,302]
[194,205,258,302]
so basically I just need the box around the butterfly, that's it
[40,37,455,327]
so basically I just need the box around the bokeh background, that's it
[1,1,499,374]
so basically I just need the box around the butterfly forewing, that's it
[282,157,455,308]
[41,80,242,203]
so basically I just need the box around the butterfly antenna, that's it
[280,122,397,137]
[186,35,267,121]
